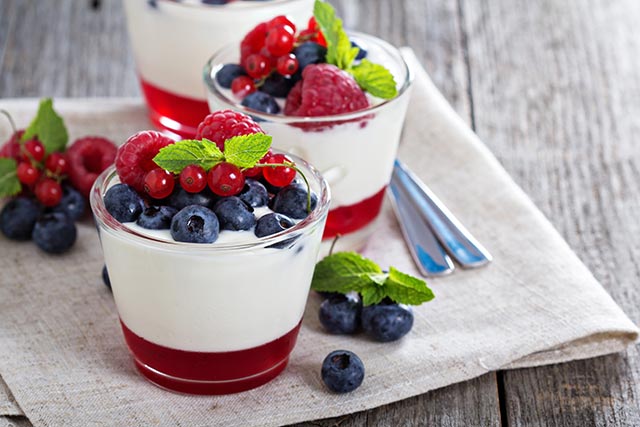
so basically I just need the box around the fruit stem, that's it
[329,234,341,256]
[0,110,17,134]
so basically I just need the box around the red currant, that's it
[242,166,262,179]
[231,76,257,98]
[208,162,245,197]
[276,54,299,76]
[266,15,296,34]
[245,54,270,79]
[16,162,41,185]
[262,154,296,187]
[266,26,295,57]
[179,164,207,193]
[144,168,175,199]
[22,139,45,162]
[35,178,62,207]
[44,152,69,176]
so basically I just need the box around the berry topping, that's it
[272,184,317,219]
[44,152,69,176]
[262,154,296,187]
[245,54,271,79]
[169,187,216,210]
[351,40,367,60]
[115,131,174,193]
[254,212,294,238]
[321,350,365,393]
[52,185,85,221]
[361,300,414,342]
[238,178,268,207]
[216,64,248,89]
[259,74,294,98]
[195,110,264,151]
[143,168,175,199]
[213,196,256,231]
[265,25,295,57]
[16,162,41,186]
[0,198,40,241]
[240,22,268,67]
[179,164,207,194]
[32,212,77,254]
[284,64,369,117]
[67,136,118,197]
[319,293,363,335]
[292,42,327,73]
[266,15,296,34]
[276,54,299,77]
[241,92,280,115]
[207,162,245,196]
[35,179,63,207]
[102,265,111,290]
[104,183,144,223]
[0,130,24,160]
[137,205,178,230]
[22,139,45,162]
[170,205,219,243]
[231,76,257,98]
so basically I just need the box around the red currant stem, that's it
[0,109,16,134]
[254,161,312,213]
[328,234,342,256]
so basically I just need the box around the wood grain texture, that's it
[461,0,640,425]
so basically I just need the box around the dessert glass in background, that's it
[90,157,330,395]
[204,32,412,252]
[122,0,314,138]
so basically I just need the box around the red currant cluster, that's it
[15,139,68,207]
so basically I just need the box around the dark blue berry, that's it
[32,212,77,254]
[254,212,294,238]
[319,294,362,334]
[216,64,247,88]
[213,197,256,231]
[52,185,85,221]
[169,187,216,210]
[361,301,414,342]
[147,0,157,8]
[351,40,368,60]
[241,92,280,115]
[202,0,229,4]
[239,179,268,207]
[272,185,317,219]
[321,350,365,393]
[259,74,294,98]
[102,265,111,290]
[136,205,178,230]
[104,183,144,223]
[0,198,40,240]
[293,42,327,72]
[170,205,219,243]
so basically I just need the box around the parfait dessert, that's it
[90,110,330,394]
[204,0,412,251]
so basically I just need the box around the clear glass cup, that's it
[122,0,315,138]
[90,155,330,395]
[203,32,412,252]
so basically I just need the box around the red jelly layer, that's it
[121,319,302,395]
[139,78,211,139]
[323,187,386,239]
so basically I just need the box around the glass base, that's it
[323,187,386,239]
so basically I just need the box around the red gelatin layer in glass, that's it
[140,78,211,139]
[121,319,302,395]
[323,187,386,239]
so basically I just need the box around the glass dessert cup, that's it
[122,0,314,139]
[90,158,330,395]
[203,32,413,252]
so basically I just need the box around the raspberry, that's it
[240,22,268,68]
[284,64,369,117]
[195,110,264,151]
[115,131,174,193]
[67,136,118,197]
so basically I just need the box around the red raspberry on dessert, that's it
[114,131,174,193]
[240,22,268,68]
[67,136,118,197]
[195,110,264,151]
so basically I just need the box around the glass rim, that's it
[203,31,414,124]
[90,153,331,253]
[157,0,308,9]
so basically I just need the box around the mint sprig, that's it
[313,0,398,99]
[311,252,435,306]
[21,98,68,154]
[0,158,21,198]
[224,134,272,168]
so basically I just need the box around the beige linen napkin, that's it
[0,51,637,426]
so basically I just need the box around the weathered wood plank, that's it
[462,0,640,425]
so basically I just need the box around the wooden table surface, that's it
[1,0,640,426]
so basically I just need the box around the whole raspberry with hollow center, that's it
[284,64,369,117]
[115,131,174,193]
[195,110,264,151]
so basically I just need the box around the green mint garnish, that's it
[0,158,21,198]
[313,0,398,99]
[223,134,272,168]
[311,252,435,306]
[21,98,68,154]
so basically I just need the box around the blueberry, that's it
[241,92,280,115]
[239,179,268,207]
[272,185,317,219]
[321,350,365,393]
[293,42,327,72]
[52,185,85,221]
[136,205,178,230]
[213,196,256,231]
[169,187,216,210]
[32,212,77,254]
[361,301,414,342]
[102,265,111,290]
[319,294,362,334]
[170,205,219,243]
[259,74,294,98]
[104,184,144,223]
[216,64,247,88]
[351,40,368,60]
[0,198,40,240]
[254,212,295,238]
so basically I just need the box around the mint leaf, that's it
[360,285,387,306]
[21,98,68,154]
[312,251,382,293]
[223,133,272,169]
[384,266,435,305]
[313,0,359,70]
[0,158,21,198]
[350,59,398,99]
[153,139,224,173]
